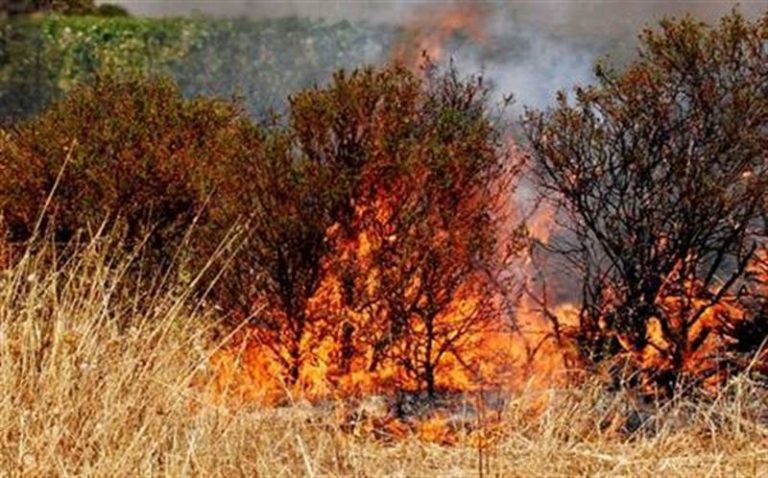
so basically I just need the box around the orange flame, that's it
[391,3,490,70]
[205,0,721,437]
[203,170,580,448]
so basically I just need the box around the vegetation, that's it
[2,238,768,475]
[0,9,625,121]
[0,75,246,269]
[0,15,198,118]
[0,5,767,475]
[1,0,124,16]
[197,65,520,396]
[0,65,518,397]
[0,14,390,119]
[299,66,518,397]
[525,11,768,394]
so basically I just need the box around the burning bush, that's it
[199,121,336,386]
[204,64,523,400]
[0,75,247,269]
[524,11,768,395]
[0,66,523,402]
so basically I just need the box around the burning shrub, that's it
[199,66,430,390]
[326,67,520,398]
[0,64,522,400]
[0,75,246,269]
[723,248,768,380]
[200,123,336,386]
[206,65,522,398]
[524,11,768,396]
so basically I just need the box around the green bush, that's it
[0,16,199,118]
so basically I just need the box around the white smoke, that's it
[105,1,764,25]
[100,0,766,110]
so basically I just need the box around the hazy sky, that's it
[101,1,768,50]
[104,1,767,25]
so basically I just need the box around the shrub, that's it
[0,75,246,268]
[0,65,520,396]
[198,67,424,385]
[301,65,519,397]
[204,65,521,394]
[0,15,388,120]
[524,10,768,395]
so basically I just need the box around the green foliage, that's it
[172,17,390,115]
[39,16,196,88]
[0,15,389,119]
[0,16,199,118]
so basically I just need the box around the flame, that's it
[415,413,458,445]
[202,4,764,433]
[391,3,489,70]
[205,238,577,443]
[201,133,583,444]
[602,262,755,395]
[205,183,764,439]
[526,202,556,246]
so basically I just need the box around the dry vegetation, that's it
[0,9,766,478]
[1,238,767,477]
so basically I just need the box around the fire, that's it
[526,202,555,246]
[391,3,489,69]
[415,413,458,445]
[198,125,588,446]
[201,2,766,441]
[202,168,582,449]
[601,261,760,395]
[208,220,512,402]
[205,173,766,441]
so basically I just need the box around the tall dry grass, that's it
[1,237,768,477]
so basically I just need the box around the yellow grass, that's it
[2,239,768,477]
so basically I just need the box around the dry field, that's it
[2,240,768,477]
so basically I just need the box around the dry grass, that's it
[2,240,768,477]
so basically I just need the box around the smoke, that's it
[441,8,602,110]
[102,0,764,110]
[107,1,764,24]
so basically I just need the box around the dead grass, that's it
[1,240,768,477]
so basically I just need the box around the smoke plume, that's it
[103,0,764,109]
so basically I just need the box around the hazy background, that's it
[105,1,764,18]
[104,1,767,30]
[5,1,764,120]
[97,1,767,108]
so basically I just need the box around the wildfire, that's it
[602,262,762,396]
[391,3,490,70]
[200,2,765,445]
[201,118,578,443]
[203,165,581,445]
[204,171,766,443]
